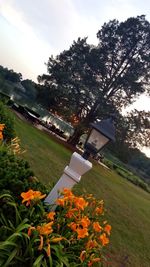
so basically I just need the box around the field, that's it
[14,113,150,267]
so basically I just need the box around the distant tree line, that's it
[0,65,22,83]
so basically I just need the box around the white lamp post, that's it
[44,117,115,207]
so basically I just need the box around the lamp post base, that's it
[44,152,92,207]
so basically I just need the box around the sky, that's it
[0,0,150,156]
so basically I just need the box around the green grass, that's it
[13,114,150,267]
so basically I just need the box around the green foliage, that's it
[0,190,109,267]
[21,79,38,101]
[0,101,15,141]
[129,148,150,181]
[0,92,10,104]
[0,145,47,199]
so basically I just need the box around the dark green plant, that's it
[0,101,15,141]
[0,145,47,199]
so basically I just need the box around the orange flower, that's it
[37,222,53,235]
[68,222,77,232]
[0,124,5,140]
[28,226,35,236]
[76,227,89,239]
[0,124,5,131]
[95,206,103,215]
[38,235,44,250]
[74,197,88,210]
[88,258,101,266]
[93,222,102,232]
[47,211,56,221]
[88,261,93,267]
[80,216,91,228]
[65,208,79,218]
[80,250,86,262]
[99,233,109,246]
[32,191,46,200]
[21,189,46,206]
[0,132,3,140]
[86,240,98,250]
[56,198,65,206]
[47,242,51,257]
[63,188,74,198]
[104,224,111,235]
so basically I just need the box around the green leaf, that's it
[7,201,22,224]
[0,240,17,250]
[3,248,18,267]
[33,254,44,267]
[0,193,14,200]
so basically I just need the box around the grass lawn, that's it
[14,114,150,267]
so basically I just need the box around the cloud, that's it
[0,0,58,79]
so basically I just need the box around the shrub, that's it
[116,168,150,193]
[0,144,47,199]
[0,101,15,141]
[0,189,111,267]
[103,158,150,193]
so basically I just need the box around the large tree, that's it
[38,15,150,145]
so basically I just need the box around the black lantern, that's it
[82,117,115,159]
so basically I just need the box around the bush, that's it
[0,101,15,141]
[0,145,47,199]
[115,168,150,193]
[0,189,111,267]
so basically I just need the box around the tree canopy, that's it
[38,15,150,147]
[0,65,22,83]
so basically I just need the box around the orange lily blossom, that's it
[80,250,86,262]
[0,124,5,131]
[93,222,102,232]
[68,222,77,232]
[47,242,51,257]
[21,190,46,206]
[28,226,35,237]
[104,224,111,235]
[47,211,56,220]
[56,198,65,206]
[76,227,89,239]
[0,132,3,140]
[80,216,91,228]
[38,235,44,250]
[95,206,103,215]
[63,188,74,198]
[86,240,98,250]
[65,208,79,218]
[88,261,93,267]
[88,258,101,266]
[99,233,109,246]
[37,222,53,235]
[74,197,88,210]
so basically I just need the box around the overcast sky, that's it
[0,0,150,155]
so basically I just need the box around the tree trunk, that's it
[67,127,84,146]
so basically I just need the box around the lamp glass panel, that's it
[87,129,109,151]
